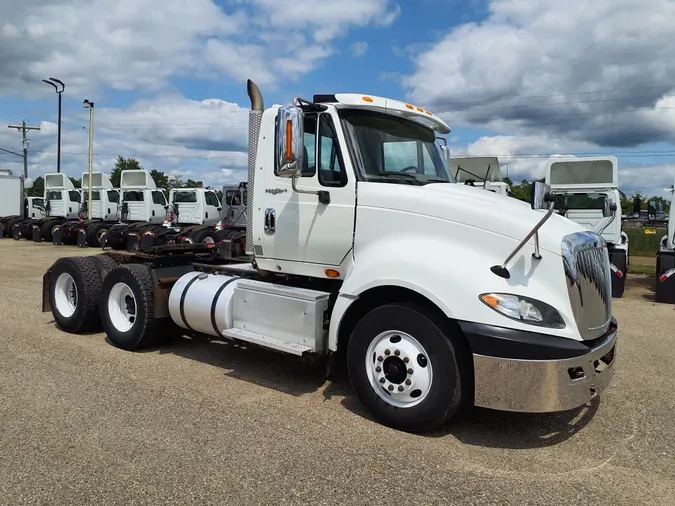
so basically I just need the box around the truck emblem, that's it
[265,188,288,195]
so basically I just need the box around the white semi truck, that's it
[20,173,82,242]
[544,156,629,298]
[42,80,618,433]
[655,178,675,303]
[450,156,512,197]
[54,172,121,247]
[103,169,169,250]
[0,170,41,238]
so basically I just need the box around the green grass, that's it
[629,264,656,277]
[624,226,666,256]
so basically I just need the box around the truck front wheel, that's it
[346,302,471,433]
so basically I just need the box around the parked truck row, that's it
[40,79,621,433]
[0,167,248,255]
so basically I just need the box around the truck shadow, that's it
[140,333,328,397]
[624,275,655,302]
[322,381,600,449]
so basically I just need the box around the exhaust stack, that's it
[246,79,264,256]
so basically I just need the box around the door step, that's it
[221,327,313,356]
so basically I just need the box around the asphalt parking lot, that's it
[0,240,673,505]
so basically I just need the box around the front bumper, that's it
[458,318,618,413]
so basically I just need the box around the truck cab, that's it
[544,156,628,297]
[82,171,120,221]
[167,188,221,226]
[218,183,247,229]
[119,170,167,223]
[655,178,675,303]
[44,173,81,220]
[24,197,45,219]
[450,156,512,197]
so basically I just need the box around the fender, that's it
[328,225,582,352]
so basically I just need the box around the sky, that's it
[1,0,675,199]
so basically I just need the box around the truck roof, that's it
[44,173,75,190]
[450,156,504,183]
[545,156,618,189]
[121,169,157,189]
[81,171,114,189]
[312,93,451,134]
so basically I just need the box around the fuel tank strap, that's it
[210,276,240,336]
[179,274,203,332]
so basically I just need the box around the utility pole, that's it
[8,121,41,178]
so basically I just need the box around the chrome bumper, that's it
[465,321,618,413]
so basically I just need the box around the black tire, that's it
[5,217,23,238]
[346,302,472,433]
[100,263,168,351]
[86,222,110,247]
[40,219,60,242]
[90,254,119,280]
[190,227,217,244]
[610,250,627,298]
[48,257,103,333]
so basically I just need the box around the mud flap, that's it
[32,225,42,242]
[655,254,675,304]
[610,262,625,298]
[53,226,63,245]
[13,224,22,240]
[126,232,140,252]
[42,269,52,313]
[217,239,233,259]
[76,228,88,248]
[0,224,5,239]
[140,233,157,251]
[100,231,108,250]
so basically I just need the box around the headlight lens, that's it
[479,293,565,329]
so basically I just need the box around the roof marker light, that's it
[362,96,373,103]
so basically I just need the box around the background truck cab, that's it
[545,156,629,297]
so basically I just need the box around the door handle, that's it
[264,208,275,234]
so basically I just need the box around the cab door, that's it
[260,109,356,267]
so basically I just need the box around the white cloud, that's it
[402,0,675,148]
[0,0,400,98]
[450,134,675,197]
[350,41,369,58]
[0,94,252,187]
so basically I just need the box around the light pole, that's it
[42,78,65,173]
[83,99,95,219]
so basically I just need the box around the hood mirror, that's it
[531,181,553,210]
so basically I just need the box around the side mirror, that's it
[531,181,552,210]
[276,106,304,178]
[648,200,657,221]
[24,177,34,189]
[632,197,641,214]
[216,207,222,212]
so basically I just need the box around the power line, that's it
[8,121,41,178]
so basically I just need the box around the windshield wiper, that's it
[368,173,423,185]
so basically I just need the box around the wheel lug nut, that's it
[405,379,411,385]
[377,356,383,362]
[375,366,381,373]
[407,368,413,374]
[379,377,385,384]
[403,357,409,363]
[384,349,390,356]
[398,385,404,392]
[394,350,400,356]
[388,385,394,391]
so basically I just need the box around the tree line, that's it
[504,177,670,212]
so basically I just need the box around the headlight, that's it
[479,293,565,329]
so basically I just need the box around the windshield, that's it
[339,109,453,185]
[553,192,608,211]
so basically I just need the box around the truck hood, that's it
[358,182,588,255]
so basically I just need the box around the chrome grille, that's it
[562,231,612,340]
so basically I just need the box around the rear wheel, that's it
[49,257,102,333]
[190,228,217,244]
[100,263,170,351]
[346,302,471,433]
[5,217,23,238]
[40,219,60,242]
[86,222,110,247]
